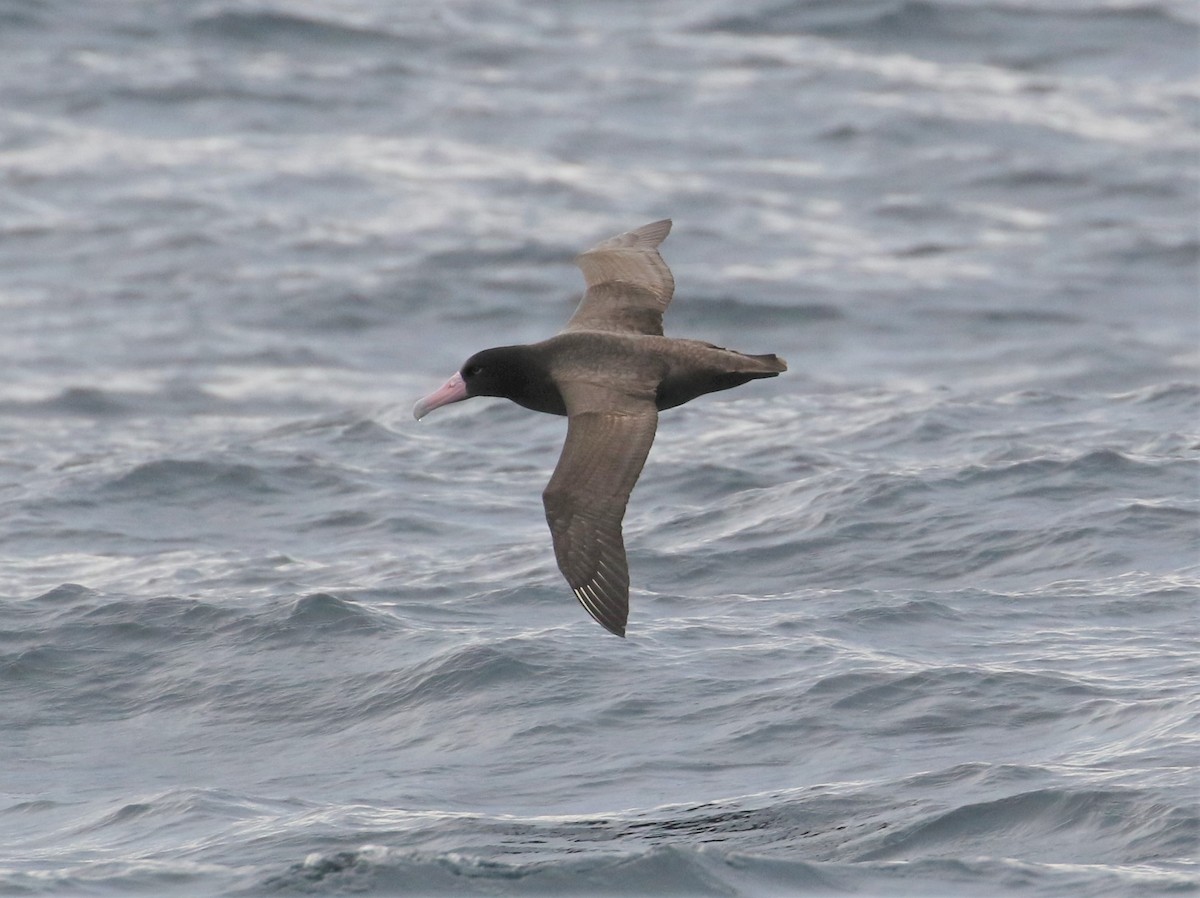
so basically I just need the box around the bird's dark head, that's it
[413,346,533,420]
[459,347,531,399]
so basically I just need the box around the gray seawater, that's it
[2,1,1198,895]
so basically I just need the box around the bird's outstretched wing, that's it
[542,382,659,636]
[563,219,675,336]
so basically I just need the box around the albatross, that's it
[414,220,786,636]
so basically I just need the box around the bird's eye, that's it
[464,365,482,378]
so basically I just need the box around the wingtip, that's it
[572,584,629,637]
[635,218,672,247]
[603,614,628,638]
[600,620,627,638]
[581,219,674,258]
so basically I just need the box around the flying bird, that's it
[414,220,786,636]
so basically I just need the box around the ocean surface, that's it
[1,1,1198,895]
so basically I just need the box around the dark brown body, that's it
[485,333,785,417]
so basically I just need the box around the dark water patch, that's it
[258,843,837,897]
[0,3,43,30]
[32,582,98,605]
[955,448,1179,493]
[1,591,424,731]
[857,786,1198,866]
[837,408,976,454]
[961,307,1083,326]
[873,194,958,223]
[225,593,397,648]
[0,594,249,722]
[282,592,384,634]
[655,438,1190,589]
[188,9,417,51]
[834,469,936,517]
[38,386,132,416]
[77,593,233,623]
[211,633,576,734]
[442,303,532,326]
[803,669,893,703]
[298,509,378,531]
[1092,584,1200,620]
[68,788,308,845]
[3,799,67,815]
[226,345,342,369]
[333,418,394,443]
[0,384,225,418]
[379,510,452,538]
[893,241,966,258]
[0,644,85,684]
[423,241,575,283]
[101,459,279,500]
[834,599,963,628]
[379,641,548,710]
[969,163,1097,193]
[706,0,903,37]
[1113,500,1199,528]
[1115,235,1200,269]
[825,666,1114,735]
[706,0,1199,74]
[618,805,787,846]
[98,454,366,506]
[339,789,901,865]
[3,646,160,725]
[18,590,237,640]
[114,81,330,109]
[254,288,403,334]
[186,635,569,735]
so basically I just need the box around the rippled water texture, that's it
[1,1,1197,895]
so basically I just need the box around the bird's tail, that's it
[740,352,787,377]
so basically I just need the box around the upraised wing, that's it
[563,219,676,336]
[542,382,659,636]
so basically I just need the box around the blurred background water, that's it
[1,1,1197,895]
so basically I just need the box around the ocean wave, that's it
[21,780,1184,896]
[257,843,840,896]
[859,787,1198,866]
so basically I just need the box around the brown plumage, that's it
[414,220,786,636]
